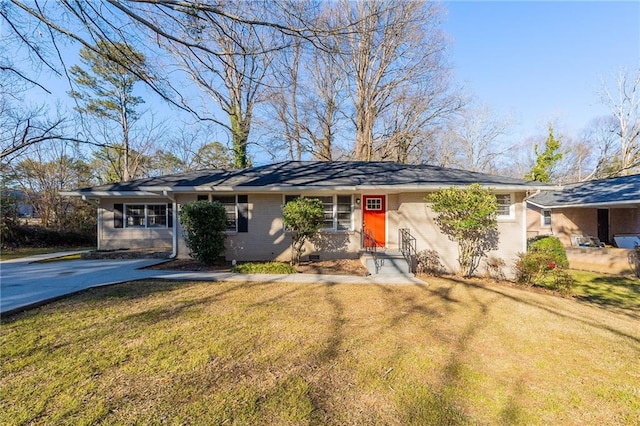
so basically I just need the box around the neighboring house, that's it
[3,189,36,218]
[62,161,548,274]
[527,174,640,247]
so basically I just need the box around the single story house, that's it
[527,173,640,248]
[63,161,550,274]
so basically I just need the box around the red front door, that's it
[363,195,386,247]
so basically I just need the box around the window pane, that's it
[126,205,145,227]
[496,194,511,216]
[212,196,237,231]
[147,204,167,227]
[543,209,552,226]
[337,195,352,230]
[315,196,334,229]
[366,198,382,211]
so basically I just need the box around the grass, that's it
[232,261,298,274]
[35,254,83,263]
[2,276,638,425]
[0,247,94,261]
[570,270,640,314]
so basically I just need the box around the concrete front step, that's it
[361,251,413,276]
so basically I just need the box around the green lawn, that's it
[2,276,638,425]
[0,247,94,261]
[570,270,640,313]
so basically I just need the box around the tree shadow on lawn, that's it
[444,276,640,346]
[572,275,640,319]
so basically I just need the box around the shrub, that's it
[426,184,499,277]
[232,262,297,274]
[415,249,446,276]
[179,201,227,265]
[528,235,568,268]
[485,256,506,281]
[549,269,575,295]
[515,236,574,294]
[282,197,324,265]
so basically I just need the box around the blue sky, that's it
[443,0,639,141]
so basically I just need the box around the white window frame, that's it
[210,195,239,232]
[124,204,168,228]
[541,209,552,227]
[495,193,515,221]
[283,194,353,232]
[365,197,383,211]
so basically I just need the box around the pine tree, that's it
[69,40,146,181]
[525,124,563,183]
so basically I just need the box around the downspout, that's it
[522,190,541,253]
[82,196,101,250]
[163,191,178,259]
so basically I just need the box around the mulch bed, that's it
[149,258,369,276]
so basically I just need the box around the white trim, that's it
[496,193,516,221]
[282,194,354,232]
[541,209,552,227]
[123,203,169,229]
[527,199,640,209]
[522,198,527,253]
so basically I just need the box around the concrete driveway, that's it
[0,253,172,315]
[1,252,426,316]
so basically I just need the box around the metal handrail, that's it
[398,228,417,273]
[362,226,382,274]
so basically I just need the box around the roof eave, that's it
[60,190,168,197]
[527,199,640,209]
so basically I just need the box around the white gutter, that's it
[527,198,640,209]
[163,190,178,259]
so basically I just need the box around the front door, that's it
[363,195,386,247]
[597,209,609,244]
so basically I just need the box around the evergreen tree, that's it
[69,40,146,181]
[526,124,563,183]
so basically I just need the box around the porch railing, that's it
[398,228,417,273]
[362,226,382,274]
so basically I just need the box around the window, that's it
[542,209,552,226]
[212,195,237,231]
[284,194,353,231]
[125,204,167,228]
[495,194,514,219]
[366,197,382,211]
[196,194,248,232]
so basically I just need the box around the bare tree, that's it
[9,143,94,229]
[597,68,640,176]
[336,0,457,161]
[264,4,346,161]
[439,104,515,173]
[0,100,72,164]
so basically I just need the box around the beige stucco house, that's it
[63,161,549,275]
[527,174,640,248]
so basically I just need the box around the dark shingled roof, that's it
[528,174,640,208]
[70,161,544,194]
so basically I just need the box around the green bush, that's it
[179,201,227,265]
[232,262,297,274]
[528,235,568,269]
[426,184,498,277]
[515,236,574,294]
[282,197,324,265]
